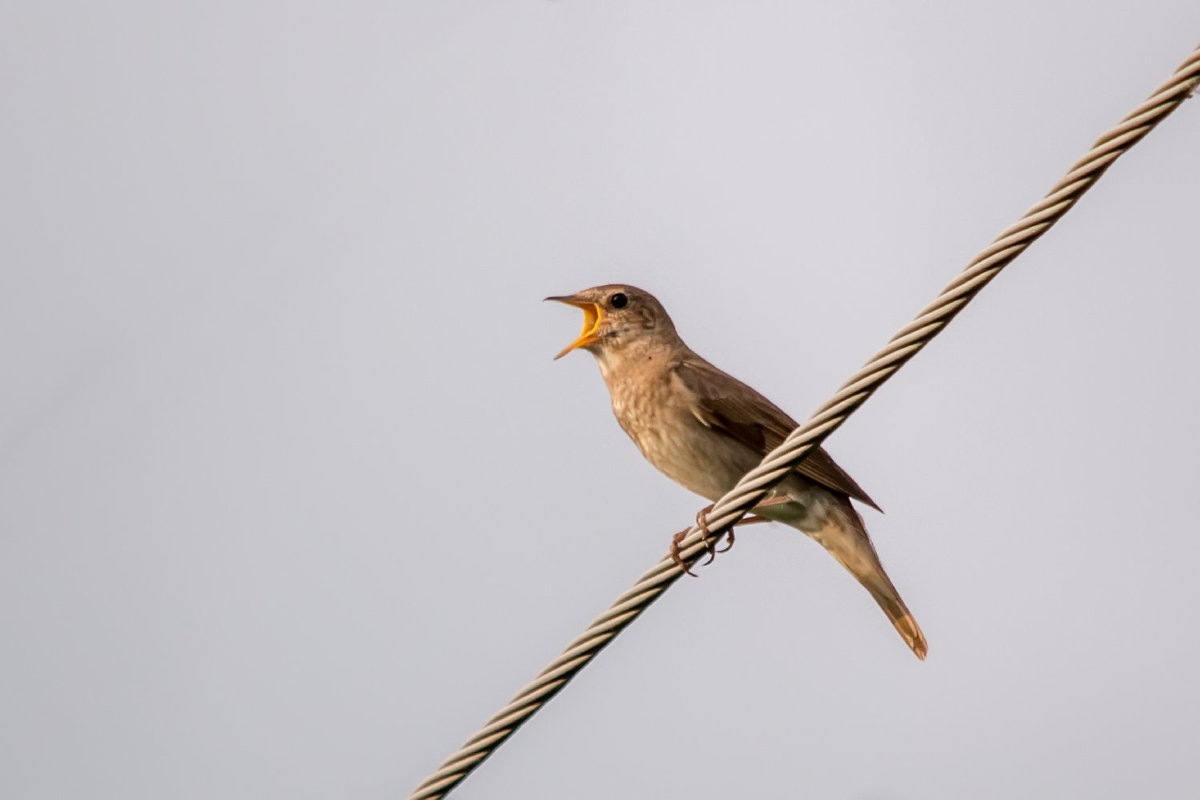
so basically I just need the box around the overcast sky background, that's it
[3,3,1199,799]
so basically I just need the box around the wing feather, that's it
[671,357,881,511]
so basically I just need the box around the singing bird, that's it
[548,284,927,659]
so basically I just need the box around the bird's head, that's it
[545,284,678,361]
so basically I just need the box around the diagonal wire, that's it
[407,45,1200,800]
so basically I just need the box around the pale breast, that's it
[602,359,763,502]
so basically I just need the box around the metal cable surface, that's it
[407,45,1200,800]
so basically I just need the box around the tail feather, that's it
[863,578,928,660]
[810,500,928,660]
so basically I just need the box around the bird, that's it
[547,283,927,660]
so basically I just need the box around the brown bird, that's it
[548,284,927,659]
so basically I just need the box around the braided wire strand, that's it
[408,46,1200,800]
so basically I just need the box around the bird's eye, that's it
[610,292,629,309]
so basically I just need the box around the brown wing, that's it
[671,356,881,511]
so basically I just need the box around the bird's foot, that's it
[716,526,735,553]
[669,504,718,576]
[669,526,699,576]
[697,504,723,565]
[711,497,790,555]
[713,506,780,554]
[670,497,789,574]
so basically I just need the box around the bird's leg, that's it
[718,496,790,552]
[670,496,794,571]
[723,514,768,555]
[697,504,721,565]
[752,495,792,513]
[669,526,699,577]
[669,504,717,575]
[716,526,736,553]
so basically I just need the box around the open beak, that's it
[545,295,604,360]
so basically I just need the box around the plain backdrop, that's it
[3,2,1199,799]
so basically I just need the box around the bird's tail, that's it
[811,501,928,660]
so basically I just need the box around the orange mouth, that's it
[546,296,604,359]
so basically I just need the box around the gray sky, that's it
[3,3,1199,798]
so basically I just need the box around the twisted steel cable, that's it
[407,45,1200,800]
